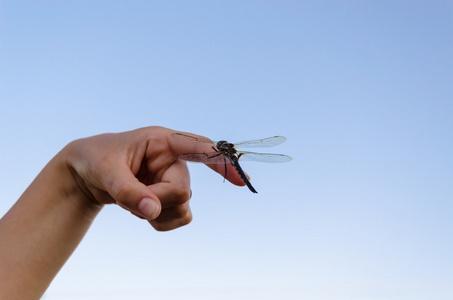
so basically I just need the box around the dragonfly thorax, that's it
[216,140,237,156]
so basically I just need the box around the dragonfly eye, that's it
[217,141,227,147]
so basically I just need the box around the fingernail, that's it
[138,198,160,220]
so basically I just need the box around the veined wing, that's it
[238,151,292,163]
[172,133,287,149]
[179,151,292,164]
[173,133,292,163]
[234,136,287,148]
[172,133,224,163]
[171,132,216,144]
[178,152,232,164]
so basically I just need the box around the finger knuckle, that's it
[171,184,191,205]
[181,213,193,226]
[171,204,190,218]
[151,213,192,232]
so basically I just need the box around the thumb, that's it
[105,166,162,220]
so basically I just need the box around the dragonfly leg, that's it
[206,152,222,159]
[223,156,227,182]
[202,152,229,181]
[206,149,228,182]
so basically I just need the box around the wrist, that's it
[57,141,104,216]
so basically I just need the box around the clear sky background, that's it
[1,1,453,299]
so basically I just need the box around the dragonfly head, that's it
[216,140,227,148]
[216,140,236,152]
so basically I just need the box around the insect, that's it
[172,133,292,193]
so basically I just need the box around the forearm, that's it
[0,146,102,299]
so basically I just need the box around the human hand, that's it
[65,126,245,231]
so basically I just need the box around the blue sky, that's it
[1,1,453,299]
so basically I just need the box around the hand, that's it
[66,126,245,231]
[0,126,246,299]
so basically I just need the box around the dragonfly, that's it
[172,133,292,193]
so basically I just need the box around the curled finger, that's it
[149,202,193,231]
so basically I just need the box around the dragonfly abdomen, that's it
[230,156,258,194]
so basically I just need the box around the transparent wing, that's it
[172,133,287,149]
[238,151,293,163]
[234,136,287,148]
[173,133,292,163]
[171,132,215,145]
[178,153,232,164]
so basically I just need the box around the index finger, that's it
[168,131,246,187]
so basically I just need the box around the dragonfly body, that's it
[172,133,292,193]
[214,140,257,193]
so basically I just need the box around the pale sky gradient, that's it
[1,1,453,299]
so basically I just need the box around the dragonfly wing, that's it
[178,153,231,164]
[238,151,293,163]
[171,132,215,144]
[234,136,287,148]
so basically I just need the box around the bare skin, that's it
[0,126,245,300]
